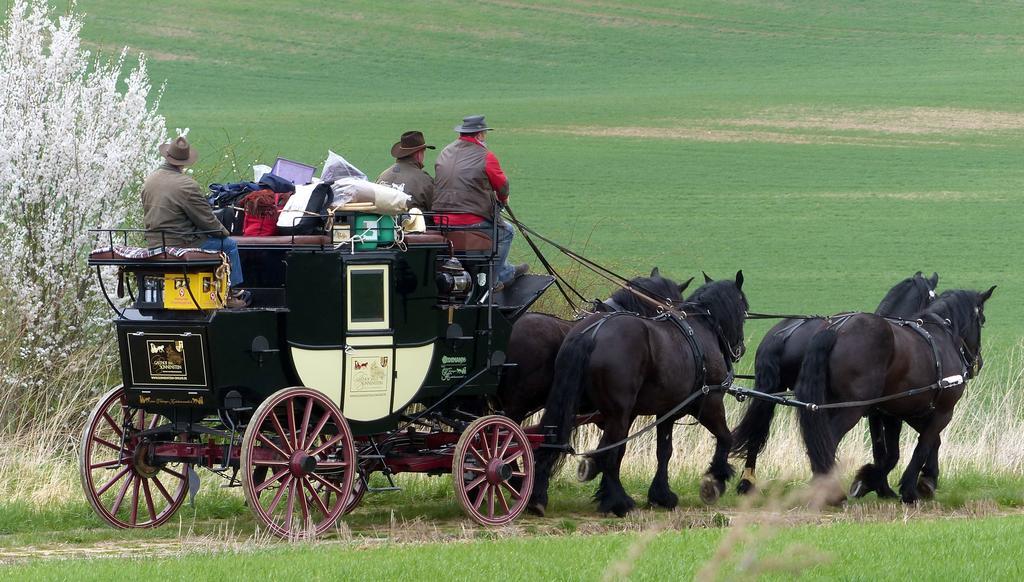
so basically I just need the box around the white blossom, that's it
[0,0,166,365]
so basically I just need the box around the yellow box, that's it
[163,272,227,310]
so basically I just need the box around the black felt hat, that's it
[453,115,494,134]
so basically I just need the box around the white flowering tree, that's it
[0,0,166,379]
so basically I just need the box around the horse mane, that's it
[684,279,748,346]
[874,274,929,318]
[919,289,977,337]
[609,274,684,316]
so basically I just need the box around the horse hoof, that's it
[576,457,598,483]
[525,502,546,517]
[700,475,723,505]
[878,487,899,499]
[736,479,756,496]
[916,477,936,500]
[849,479,868,499]
[648,490,678,510]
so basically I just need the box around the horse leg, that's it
[647,418,679,509]
[592,415,636,517]
[898,411,952,504]
[904,415,941,500]
[697,396,735,505]
[852,413,901,498]
[814,407,865,505]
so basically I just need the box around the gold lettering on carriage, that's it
[441,355,468,381]
[147,340,187,380]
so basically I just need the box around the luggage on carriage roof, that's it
[277,182,332,235]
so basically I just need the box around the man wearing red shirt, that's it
[433,115,528,291]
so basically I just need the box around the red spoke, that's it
[110,474,134,516]
[255,467,291,494]
[491,426,501,459]
[129,477,141,525]
[303,412,331,452]
[501,480,522,499]
[136,410,146,430]
[266,475,292,515]
[255,432,291,460]
[497,431,514,460]
[464,465,485,474]
[298,397,313,452]
[152,474,175,504]
[90,458,122,470]
[473,483,489,511]
[252,460,289,467]
[314,461,348,470]
[468,444,488,466]
[96,466,131,496]
[269,413,294,454]
[463,474,487,493]
[148,413,160,430]
[284,478,297,530]
[92,436,121,452]
[495,486,510,514]
[309,474,346,497]
[505,449,525,464]
[480,431,492,458]
[488,484,496,518]
[142,479,157,522]
[303,478,331,517]
[161,467,185,480]
[101,412,123,437]
[297,478,310,528]
[309,433,344,458]
[287,400,298,452]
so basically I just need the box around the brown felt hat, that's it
[159,136,199,166]
[391,131,435,159]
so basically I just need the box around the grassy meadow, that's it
[3,0,1024,571]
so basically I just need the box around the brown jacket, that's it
[141,163,227,247]
[433,139,505,222]
[376,158,435,210]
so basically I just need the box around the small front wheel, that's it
[452,415,534,526]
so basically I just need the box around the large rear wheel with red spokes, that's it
[79,385,189,529]
[452,415,534,526]
[241,387,356,538]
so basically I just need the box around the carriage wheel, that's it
[341,471,368,515]
[79,385,188,529]
[452,415,535,526]
[241,387,356,538]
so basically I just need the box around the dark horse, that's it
[730,271,939,496]
[796,287,994,504]
[529,272,748,517]
[496,268,692,423]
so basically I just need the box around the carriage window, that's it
[347,265,390,330]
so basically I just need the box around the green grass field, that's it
[6,514,1024,580]
[4,0,1024,573]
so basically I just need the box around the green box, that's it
[354,214,396,250]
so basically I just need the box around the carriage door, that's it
[342,264,395,421]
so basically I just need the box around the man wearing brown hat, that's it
[434,115,527,292]
[376,130,436,211]
[142,135,249,308]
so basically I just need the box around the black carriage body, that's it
[107,234,547,436]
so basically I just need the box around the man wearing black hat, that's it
[376,130,436,211]
[434,115,528,292]
[141,135,249,308]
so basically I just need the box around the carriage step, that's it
[367,486,402,493]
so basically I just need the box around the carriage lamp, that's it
[436,256,473,298]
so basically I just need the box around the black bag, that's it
[214,206,245,236]
[277,183,332,235]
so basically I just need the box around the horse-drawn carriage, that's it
[82,214,554,536]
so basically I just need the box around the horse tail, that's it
[529,331,596,509]
[795,328,839,475]
[730,333,784,457]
